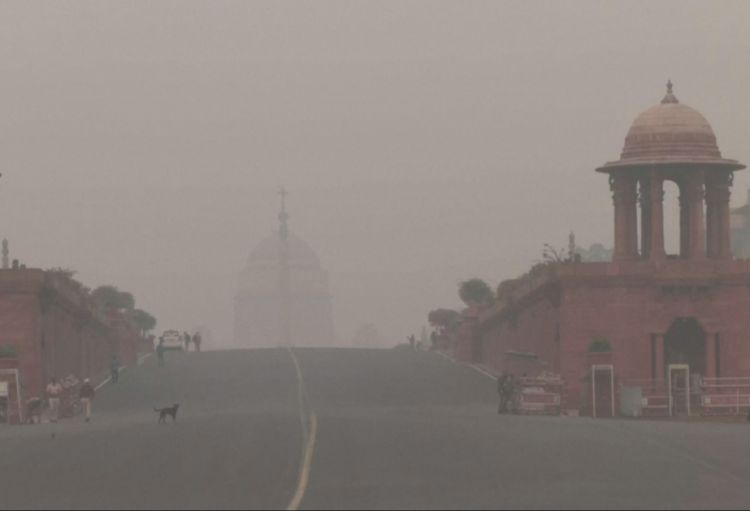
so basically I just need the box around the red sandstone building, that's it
[452,83,750,417]
[0,270,146,424]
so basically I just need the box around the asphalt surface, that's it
[297,349,750,509]
[2,347,750,509]
[0,349,301,510]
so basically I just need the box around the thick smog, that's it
[1,2,750,510]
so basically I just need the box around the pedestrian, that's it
[183,331,191,352]
[497,373,509,414]
[110,355,120,384]
[156,340,165,368]
[79,378,95,423]
[430,331,438,350]
[504,374,518,414]
[193,332,202,352]
[408,334,416,351]
[46,377,63,423]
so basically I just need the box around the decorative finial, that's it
[661,79,679,104]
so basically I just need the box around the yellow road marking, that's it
[286,348,318,511]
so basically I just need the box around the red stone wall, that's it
[479,298,561,375]
[471,261,750,415]
[0,270,144,421]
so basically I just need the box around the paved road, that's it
[0,349,301,510]
[297,349,750,509]
[2,348,750,509]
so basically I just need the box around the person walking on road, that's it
[408,334,416,351]
[79,378,95,423]
[503,374,518,414]
[110,355,120,384]
[156,340,165,368]
[183,332,191,352]
[497,373,509,414]
[193,332,202,353]
[46,377,63,423]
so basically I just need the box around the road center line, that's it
[286,348,318,511]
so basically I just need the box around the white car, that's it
[159,330,184,351]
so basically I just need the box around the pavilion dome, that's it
[597,82,745,172]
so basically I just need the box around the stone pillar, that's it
[687,171,706,259]
[706,173,732,259]
[640,177,652,259]
[717,174,733,259]
[706,181,716,258]
[612,175,627,260]
[679,180,690,258]
[649,174,666,259]
[613,174,640,260]
[625,177,639,258]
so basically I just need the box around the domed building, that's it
[234,192,335,348]
[597,81,744,261]
[446,82,750,418]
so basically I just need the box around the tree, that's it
[91,285,135,311]
[458,279,494,306]
[428,309,460,329]
[130,309,157,336]
[542,244,567,263]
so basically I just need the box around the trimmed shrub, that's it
[588,338,612,353]
[0,346,18,358]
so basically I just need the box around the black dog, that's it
[154,404,180,423]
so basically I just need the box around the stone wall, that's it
[464,260,750,415]
[0,269,144,423]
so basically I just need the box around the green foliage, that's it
[130,309,157,334]
[0,346,17,358]
[588,337,612,353]
[458,279,494,306]
[428,309,460,328]
[91,285,135,311]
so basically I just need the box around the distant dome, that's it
[234,228,335,348]
[246,232,321,269]
[597,82,745,172]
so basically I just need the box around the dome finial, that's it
[661,79,679,104]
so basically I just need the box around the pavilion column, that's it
[640,177,652,259]
[612,174,639,260]
[649,173,666,259]
[679,180,691,258]
[706,174,721,258]
[687,171,707,259]
[717,174,733,259]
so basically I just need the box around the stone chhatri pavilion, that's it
[463,83,750,416]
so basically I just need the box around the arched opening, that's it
[664,317,706,376]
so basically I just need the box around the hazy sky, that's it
[1,1,749,346]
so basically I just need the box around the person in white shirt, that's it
[46,377,63,423]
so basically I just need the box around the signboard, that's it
[0,381,8,397]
